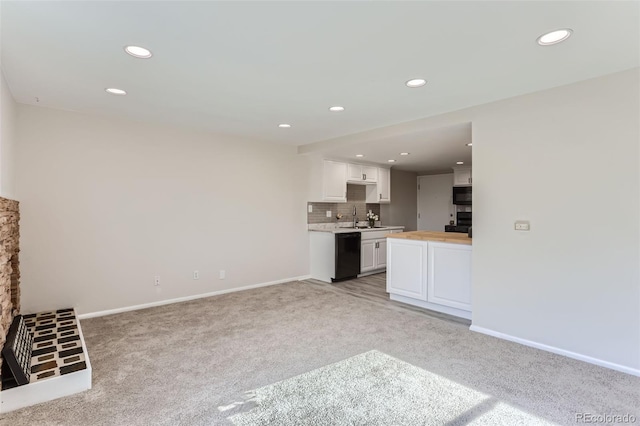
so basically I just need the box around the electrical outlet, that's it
[219,270,226,279]
[308,204,313,213]
[154,276,160,286]
[326,210,332,217]
[193,270,199,280]
[514,221,530,231]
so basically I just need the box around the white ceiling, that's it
[1,1,639,150]
[324,122,472,174]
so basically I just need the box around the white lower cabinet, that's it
[386,239,427,300]
[427,242,472,311]
[376,240,387,269]
[361,240,376,272]
[360,231,392,274]
[386,238,471,319]
[360,239,386,273]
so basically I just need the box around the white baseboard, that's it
[78,275,311,320]
[469,325,640,377]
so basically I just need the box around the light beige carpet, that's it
[224,350,557,425]
[1,280,638,425]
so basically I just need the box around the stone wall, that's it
[0,197,20,380]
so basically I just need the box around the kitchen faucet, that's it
[353,205,357,228]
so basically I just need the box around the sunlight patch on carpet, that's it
[220,350,557,425]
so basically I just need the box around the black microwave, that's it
[453,186,472,205]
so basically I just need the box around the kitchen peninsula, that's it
[386,231,472,320]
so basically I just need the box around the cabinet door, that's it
[375,239,387,269]
[362,166,378,183]
[323,160,347,202]
[453,168,472,186]
[360,240,376,273]
[378,168,391,203]
[347,163,364,182]
[386,239,427,300]
[427,242,472,311]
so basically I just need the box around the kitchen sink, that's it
[347,226,386,229]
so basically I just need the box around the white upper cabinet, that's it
[347,164,378,184]
[347,163,364,182]
[323,160,348,202]
[307,157,348,202]
[362,166,378,183]
[453,167,472,186]
[307,156,390,204]
[378,168,391,203]
[366,167,391,204]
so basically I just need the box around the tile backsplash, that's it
[307,184,381,224]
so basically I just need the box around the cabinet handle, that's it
[379,193,382,200]
[468,177,471,183]
[364,173,366,180]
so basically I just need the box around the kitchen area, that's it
[305,137,474,320]
[306,159,405,283]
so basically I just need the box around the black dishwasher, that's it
[333,232,361,282]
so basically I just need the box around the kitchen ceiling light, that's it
[456,161,464,165]
[105,88,127,95]
[356,154,364,158]
[405,78,427,88]
[329,106,345,112]
[278,124,291,128]
[537,29,572,46]
[466,143,473,147]
[400,152,410,156]
[388,159,396,163]
[124,45,153,58]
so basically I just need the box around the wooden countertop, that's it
[387,231,472,245]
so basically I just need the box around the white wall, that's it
[417,174,454,231]
[300,68,640,374]
[380,169,418,231]
[0,70,18,199]
[471,68,639,373]
[15,105,310,315]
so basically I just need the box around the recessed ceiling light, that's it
[537,29,572,46]
[456,161,464,165]
[329,106,345,112]
[105,88,127,95]
[124,45,153,58]
[388,159,396,163]
[466,143,472,147]
[400,152,410,156]
[405,78,427,88]
[278,124,291,128]
[355,154,364,158]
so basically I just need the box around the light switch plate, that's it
[308,204,313,213]
[326,210,332,217]
[515,221,530,231]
